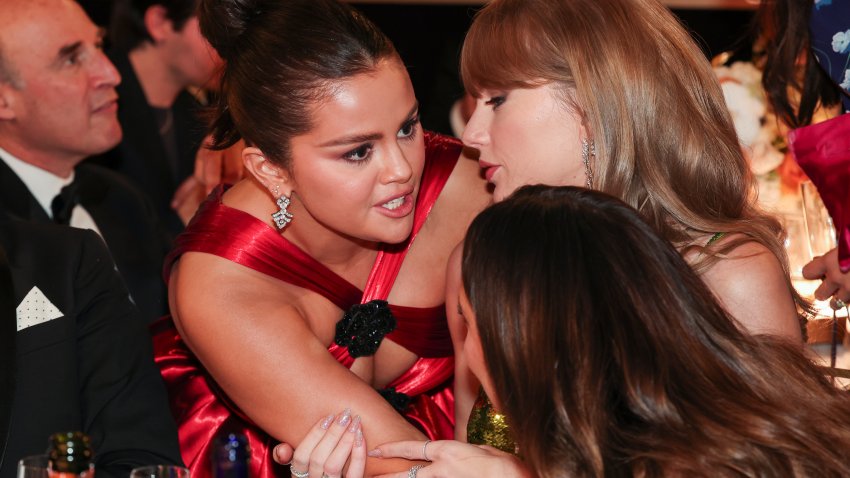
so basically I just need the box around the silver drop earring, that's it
[581,138,595,188]
[270,185,293,230]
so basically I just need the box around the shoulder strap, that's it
[360,132,462,302]
[328,133,461,365]
[165,187,363,310]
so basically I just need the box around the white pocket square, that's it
[17,286,64,331]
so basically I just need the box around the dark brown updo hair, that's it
[198,0,398,166]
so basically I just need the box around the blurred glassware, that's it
[801,180,837,259]
[130,465,191,478]
[17,455,49,478]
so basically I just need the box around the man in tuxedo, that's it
[0,214,183,478]
[88,0,222,237]
[0,0,170,321]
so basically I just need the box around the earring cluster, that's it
[270,185,293,230]
[581,138,595,189]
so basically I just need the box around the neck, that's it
[285,207,378,273]
[129,46,184,108]
[0,137,77,178]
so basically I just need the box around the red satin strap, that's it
[331,132,461,362]
[165,190,362,310]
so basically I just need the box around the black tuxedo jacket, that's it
[88,51,207,239]
[0,217,183,478]
[0,160,170,322]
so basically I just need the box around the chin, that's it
[375,221,415,245]
[493,188,509,203]
[90,127,123,154]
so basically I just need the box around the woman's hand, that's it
[803,247,850,307]
[192,134,246,194]
[369,440,530,478]
[285,409,367,478]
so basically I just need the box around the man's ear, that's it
[143,4,175,44]
[242,147,291,197]
[0,84,17,121]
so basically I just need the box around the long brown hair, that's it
[463,185,850,478]
[755,0,842,129]
[460,0,793,281]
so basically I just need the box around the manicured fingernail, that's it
[348,415,361,433]
[367,449,381,457]
[320,414,334,430]
[338,408,351,427]
[355,427,363,447]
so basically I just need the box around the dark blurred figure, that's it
[0,213,182,478]
[89,0,223,237]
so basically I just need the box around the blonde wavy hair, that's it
[461,0,808,316]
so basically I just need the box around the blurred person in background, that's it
[89,0,224,237]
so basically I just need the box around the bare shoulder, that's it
[168,252,312,352]
[700,238,802,341]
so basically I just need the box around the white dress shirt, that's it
[0,147,102,236]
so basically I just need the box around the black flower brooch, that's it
[334,299,396,358]
[378,387,411,413]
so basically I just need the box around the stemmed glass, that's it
[800,181,837,260]
[16,455,49,478]
[798,180,848,377]
[130,465,191,478]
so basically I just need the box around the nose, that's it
[461,104,489,148]
[91,49,121,88]
[380,141,414,185]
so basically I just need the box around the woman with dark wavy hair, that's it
[297,185,850,477]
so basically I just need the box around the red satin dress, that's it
[151,132,461,478]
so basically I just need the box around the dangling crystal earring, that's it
[270,185,293,230]
[581,138,595,188]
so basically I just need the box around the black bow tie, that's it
[51,181,79,225]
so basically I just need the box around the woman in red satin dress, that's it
[151,1,490,477]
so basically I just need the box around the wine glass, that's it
[17,455,49,478]
[130,465,191,478]
[780,211,810,280]
[800,180,837,259]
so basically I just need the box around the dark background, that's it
[78,1,757,135]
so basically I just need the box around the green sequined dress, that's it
[466,387,519,455]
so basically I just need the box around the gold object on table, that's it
[466,387,519,455]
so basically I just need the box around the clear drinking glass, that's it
[781,211,810,279]
[801,180,837,259]
[17,455,49,478]
[129,465,191,478]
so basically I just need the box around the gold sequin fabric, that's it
[466,388,518,455]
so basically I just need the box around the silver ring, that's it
[290,469,309,478]
[422,440,431,461]
[408,464,424,478]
